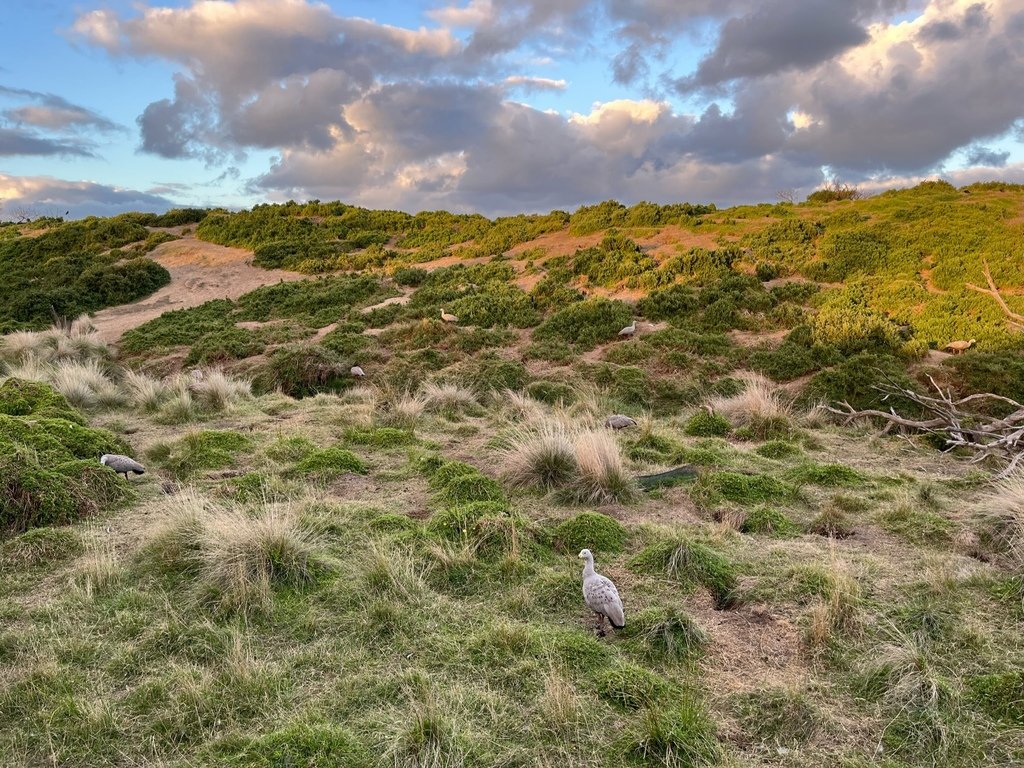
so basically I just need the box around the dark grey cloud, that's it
[0,126,94,157]
[918,2,989,41]
[1,173,176,220]
[675,0,897,91]
[965,145,1010,167]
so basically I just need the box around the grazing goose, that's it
[350,365,365,378]
[618,320,636,337]
[440,308,459,323]
[605,414,637,430]
[943,338,976,354]
[579,548,625,635]
[100,454,145,480]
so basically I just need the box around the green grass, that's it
[552,512,628,555]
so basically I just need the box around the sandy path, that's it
[91,235,304,342]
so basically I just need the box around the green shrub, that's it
[622,606,709,660]
[755,440,803,460]
[291,447,367,481]
[263,344,350,397]
[435,472,506,507]
[803,352,920,412]
[393,267,427,286]
[524,380,576,405]
[0,378,85,423]
[157,430,254,479]
[740,506,798,536]
[427,501,510,541]
[453,353,528,394]
[684,411,731,437]
[785,463,864,487]
[532,298,633,350]
[552,512,628,555]
[596,663,674,710]
[945,350,1024,408]
[630,537,739,609]
[263,436,317,463]
[344,427,415,448]
[691,471,796,506]
[185,327,265,365]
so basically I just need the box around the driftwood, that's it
[965,259,1024,330]
[827,375,1024,477]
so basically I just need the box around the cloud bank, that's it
[18,0,1022,215]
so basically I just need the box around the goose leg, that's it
[594,613,607,638]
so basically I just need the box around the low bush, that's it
[552,511,628,555]
[684,411,731,437]
[291,446,368,481]
[532,298,633,350]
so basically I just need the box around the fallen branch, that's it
[825,375,1024,477]
[965,258,1024,329]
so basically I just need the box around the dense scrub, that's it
[0,379,131,534]
[0,216,171,331]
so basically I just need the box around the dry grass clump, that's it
[707,372,792,426]
[145,490,327,614]
[155,379,197,424]
[189,368,253,411]
[572,428,637,504]
[373,386,426,430]
[122,370,173,412]
[0,330,54,365]
[500,421,577,490]
[3,353,52,383]
[51,360,121,409]
[498,421,637,503]
[420,380,479,418]
[975,471,1024,569]
[499,389,547,423]
[72,544,121,598]
[805,552,863,650]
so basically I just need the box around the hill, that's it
[1,181,1023,767]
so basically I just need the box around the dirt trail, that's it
[91,235,304,342]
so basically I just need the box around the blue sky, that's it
[2,0,1023,218]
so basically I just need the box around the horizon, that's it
[2,0,1024,219]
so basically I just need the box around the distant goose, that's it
[440,308,459,324]
[944,338,976,354]
[618,320,636,337]
[579,548,625,635]
[100,454,145,480]
[350,365,365,378]
[605,414,637,430]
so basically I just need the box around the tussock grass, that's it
[72,544,120,598]
[499,388,547,423]
[707,372,793,432]
[144,491,328,614]
[420,380,479,418]
[51,360,121,410]
[803,552,862,649]
[500,421,577,490]
[189,368,252,411]
[571,428,638,504]
[975,471,1024,569]
[373,386,426,430]
[122,370,172,412]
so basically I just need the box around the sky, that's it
[1,0,1023,219]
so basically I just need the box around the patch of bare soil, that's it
[637,224,725,258]
[506,229,605,258]
[728,328,788,348]
[360,293,411,312]
[91,235,304,342]
[415,253,492,271]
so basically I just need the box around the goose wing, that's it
[583,572,625,627]
[103,454,145,474]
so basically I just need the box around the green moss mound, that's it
[208,722,372,768]
[596,663,675,710]
[0,382,133,536]
[755,440,803,460]
[692,471,796,506]
[155,430,254,479]
[553,511,628,555]
[427,502,511,540]
[684,410,731,437]
[0,378,85,423]
[292,446,368,481]
[630,537,739,609]
[740,506,799,536]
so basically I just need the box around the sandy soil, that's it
[90,235,304,342]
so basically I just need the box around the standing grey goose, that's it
[618,319,636,337]
[100,454,145,480]
[605,414,637,430]
[579,548,625,635]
